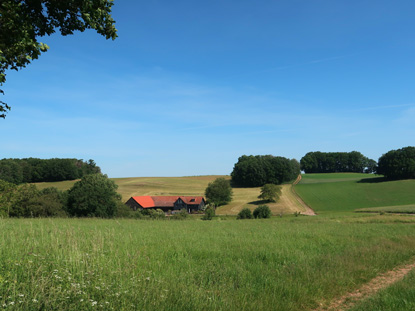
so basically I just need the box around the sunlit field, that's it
[295,173,415,213]
[1,216,415,310]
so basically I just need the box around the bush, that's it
[147,209,166,219]
[116,202,135,218]
[201,206,215,220]
[171,209,189,220]
[253,205,271,219]
[237,208,253,219]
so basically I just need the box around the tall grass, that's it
[1,217,415,310]
[350,271,415,311]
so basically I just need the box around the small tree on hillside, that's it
[205,177,233,206]
[67,174,121,218]
[258,184,281,202]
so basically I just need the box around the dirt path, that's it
[315,260,415,311]
[291,175,316,216]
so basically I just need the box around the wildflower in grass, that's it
[32,299,38,303]
[91,301,97,306]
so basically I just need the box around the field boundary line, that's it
[315,259,415,311]
[291,175,316,216]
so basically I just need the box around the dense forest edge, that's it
[0,158,101,184]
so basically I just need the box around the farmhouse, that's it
[126,196,206,213]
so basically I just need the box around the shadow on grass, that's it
[248,199,272,205]
[358,177,388,183]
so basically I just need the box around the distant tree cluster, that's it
[377,146,415,180]
[0,158,101,184]
[0,174,121,218]
[231,155,300,187]
[300,151,376,174]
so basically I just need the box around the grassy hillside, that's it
[1,217,415,310]
[34,176,305,215]
[295,173,415,213]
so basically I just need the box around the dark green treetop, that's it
[205,177,233,207]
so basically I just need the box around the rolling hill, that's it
[295,173,415,213]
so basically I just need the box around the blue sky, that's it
[2,0,415,177]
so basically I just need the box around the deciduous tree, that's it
[377,146,415,180]
[258,184,281,202]
[67,173,121,218]
[0,0,117,117]
[205,177,233,206]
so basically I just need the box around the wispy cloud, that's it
[350,103,415,112]
[226,53,359,79]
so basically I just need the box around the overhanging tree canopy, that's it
[0,0,118,118]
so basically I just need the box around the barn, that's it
[125,196,205,213]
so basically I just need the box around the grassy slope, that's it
[295,173,415,213]
[1,217,415,311]
[34,176,302,215]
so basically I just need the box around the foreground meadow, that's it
[1,216,415,310]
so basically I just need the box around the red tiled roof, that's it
[152,196,180,207]
[130,196,204,209]
[131,196,155,208]
[181,196,204,205]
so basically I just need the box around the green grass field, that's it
[295,173,415,213]
[1,216,415,311]
[356,205,415,214]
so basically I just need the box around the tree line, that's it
[300,151,377,174]
[0,158,101,184]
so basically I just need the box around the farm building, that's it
[125,196,206,213]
